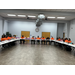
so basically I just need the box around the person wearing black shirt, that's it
[46,37,50,45]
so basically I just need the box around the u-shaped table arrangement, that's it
[0,38,75,55]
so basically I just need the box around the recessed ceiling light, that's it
[28,15,36,17]
[17,15,26,17]
[47,17,55,18]
[57,17,65,19]
[7,14,16,16]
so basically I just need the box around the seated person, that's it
[65,38,68,43]
[36,36,40,44]
[1,35,4,41]
[10,35,16,45]
[58,37,61,41]
[68,38,72,43]
[57,37,62,47]
[51,37,54,45]
[1,35,7,48]
[46,37,50,45]
[66,38,72,51]
[4,35,8,40]
[41,37,45,45]
[31,36,35,44]
[20,35,25,44]
[7,35,11,40]
[5,35,12,47]
[51,37,54,40]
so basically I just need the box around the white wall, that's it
[3,20,8,34]
[67,22,70,38]
[8,20,57,39]
[63,23,67,38]
[0,18,3,39]
[57,23,64,38]
[0,19,8,39]
[69,19,75,43]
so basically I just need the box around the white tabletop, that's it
[0,39,20,46]
[52,40,75,48]
[0,38,75,48]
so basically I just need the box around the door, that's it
[42,32,50,38]
[21,31,30,43]
[21,31,30,37]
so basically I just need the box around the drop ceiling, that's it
[0,9,75,21]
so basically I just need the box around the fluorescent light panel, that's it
[57,17,65,19]
[28,15,36,17]
[18,15,26,17]
[47,17,55,18]
[7,14,16,16]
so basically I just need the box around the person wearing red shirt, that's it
[51,37,55,45]
[20,35,25,44]
[10,35,16,46]
[58,37,61,41]
[36,36,40,44]
[51,37,54,40]
[31,36,35,44]
[41,37,45,45]
[68,38,72,43]
[65,38,68,43]
[46,37,50,45]
[1,35,8,48]
[66,38,72,51]
[7,35,11,40]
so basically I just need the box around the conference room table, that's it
[20,38,75,53]
[1,38,75,55]
[20,38,49,44]
[0,38,20,49]
[1,38,75,48]
[20,38,75,46]
[52,40,75,55]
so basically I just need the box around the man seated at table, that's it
[7,35,11,40]
[46,37,50,45]
[51,37,55,45]
[20,35,25,44]
[1,35,8,48]
[51,37,54,40]
[10,35,14,39]
[31,36,35,44]
[68,38,72,43]
[58,37,61,41]
[65,38,68,43]
[56,37,61,47]
[10,35,16,45]
[41,36,45,45]
[66,38,72,51]
[36,36,40,44]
